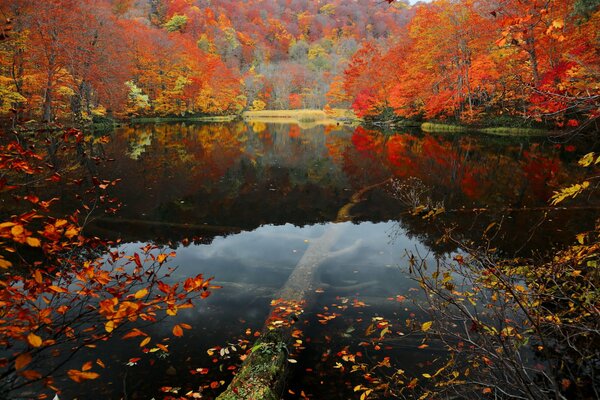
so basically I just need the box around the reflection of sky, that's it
[55,221,430,398]
[117,220,429,298]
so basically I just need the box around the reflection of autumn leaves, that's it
[522,150,560,201]
[120,123,248,183]
[350,128,569,205]
[386,135,416,178]
[288,125,301,138]
[351,127,381,154]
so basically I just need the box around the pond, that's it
[18,121,599,398]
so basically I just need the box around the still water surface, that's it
[49,121,596,398]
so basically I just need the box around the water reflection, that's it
[89,122,595,256]
[21,121,599,398]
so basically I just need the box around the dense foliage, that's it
[335,0,599,129]
[0,0,409,122]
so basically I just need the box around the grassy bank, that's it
[479,126,549,136]
[242,109,359,128]
[421,122,550,137]
[421,122,473,133]
[130,115,238,123]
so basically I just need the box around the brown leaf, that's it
[15,353,32,370]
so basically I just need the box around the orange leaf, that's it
[156,344,169,352]
[48,285,68,293]
[82,361,93,371]
[157,254,168,264]
[139,336,151,347]
[172,325,184,337]
[26,237,41,247]
[20,369,42,380]
[122,329,145,339]
[134,288,148,299]
[15,353,32,370]
[27,333,43,348]
[67,369,100,383]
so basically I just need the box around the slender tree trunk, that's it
[42,72,54,123]
[525,36,540,87]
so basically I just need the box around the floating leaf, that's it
[26,237,41,247]
[67,369,100,383]
[15,353,32,370]
[421,321,433,332]
[27,333,42,348]
[172,325,184,337]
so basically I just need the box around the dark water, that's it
[15,122,599,399]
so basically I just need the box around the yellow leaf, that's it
[139,336,151,347]
[576,233,586,245]
[48,285,68,293]
[15,353,32,370]
[105,320,115,333]
[134,288,148,299]
[552,19,564,29]
[26,237,41,247]
[27,333,42,348]
[0,257,12,269]
[422,373,432,378]
[421,321,433,332]
[515,285,526,292]
[33,270,42,284]
[65,227,79,239]
[11,225,24,236]
[578,152,595,167]
[157,254,168,264]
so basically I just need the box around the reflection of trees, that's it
[75,123,597,256]
[340,127,596,257]
[87,122,356,243]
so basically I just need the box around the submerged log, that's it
[216,178,392,399]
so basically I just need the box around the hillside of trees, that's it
[0,0,598,130]
[0,0,409,122]
[337,0,599,129]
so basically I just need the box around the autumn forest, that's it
[0,0,599,400]
[0,0,597,127]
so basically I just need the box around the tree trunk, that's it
[525,36,540,87]
[42,79,53,122]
